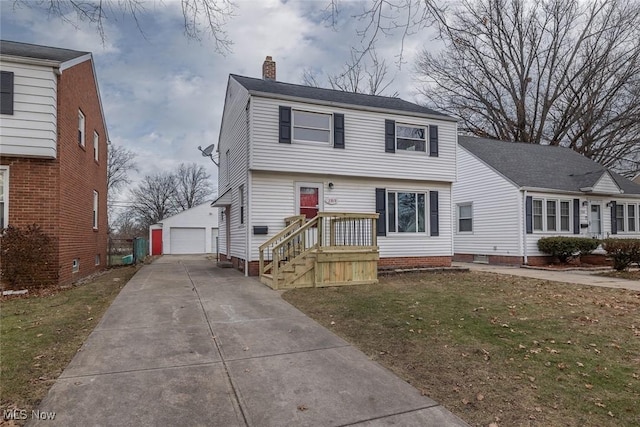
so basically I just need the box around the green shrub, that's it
[537,236,600,263]
[0,224,57,289]
[601,238,640,271]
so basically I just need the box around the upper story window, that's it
[396,125,426,152]
[239,184,245,225]
[93,131,99,161]
[78,110,86,147]
[0,167,8,228]
[293,110,331,143]
[1,71,14,115]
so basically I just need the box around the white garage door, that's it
[170,227,206,254]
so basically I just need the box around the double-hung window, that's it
[560,201,571,232]
[93,131,99,161]
[616,204,625,232]
[533,198,571,232]
[0,167,8,228]
[387,191,426,233]
[93,191,98,229]
[629,205,636,232]
[292,110,331,143]
[78,110,86,147]
[532,199,543,231]
[396,125,426,152]
[1,71,14,115]
[458,203,472,232]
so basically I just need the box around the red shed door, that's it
[151,229,163,255]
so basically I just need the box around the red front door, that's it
[151,229,163,255]
[299,186,320,219]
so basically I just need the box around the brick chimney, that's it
[262,56,276,80]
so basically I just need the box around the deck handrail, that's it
[258,217,304,251]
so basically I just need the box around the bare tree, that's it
[172,162,214,210]
[107,143,138,198]
[411,0,640,174]
[303,49,398,96]
[12,0,235,53]
[128,171,178,229]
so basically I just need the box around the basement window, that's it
[72,259,79,273]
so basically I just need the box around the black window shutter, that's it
[611,201,617,234]
[279,106,291,143]
[429,191,439,236]
[333,113,344,149]
[1,71,14,115]
[375,188,386,236]
[525,196,533,234]
[385,119,395,153]
[429,125,439,157]
[573,199,580,235]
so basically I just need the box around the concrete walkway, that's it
[454,262,640,291]
[31,255,468,427]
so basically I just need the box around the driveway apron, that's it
[29,255,468,427]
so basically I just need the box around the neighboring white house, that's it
[213,56,458,277]
[453,136,640,265]
[149,202,219,255]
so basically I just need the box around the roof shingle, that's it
[0,40,88,63]
[231,74,454,120]
[459,136,640,195]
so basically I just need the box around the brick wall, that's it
[1,58,108,286]
[56,60,108,284]
[378,256,452,269]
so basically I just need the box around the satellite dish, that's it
[199,144,216,157]
[197,144,219,167]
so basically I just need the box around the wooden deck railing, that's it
[259,213,379,281]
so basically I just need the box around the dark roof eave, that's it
[246,89,458,122]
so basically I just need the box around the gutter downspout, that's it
[522,189,528,265]
[244,99,251,277]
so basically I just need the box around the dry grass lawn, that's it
[597,270,640,281]
[283,271,640,427]
[0,266,139,422]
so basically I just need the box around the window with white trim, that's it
[93,190,98,229]
[0,167,8,229]
[457,203,472,232]
[533,198,572,232]
[616,204,625,232]
[615,202,639,233]
[292,110,331,143]
[396,124,426,152]
[239,184,244,225]
[93,131,99,161]
[78,110,85,147]
[95,254,101,266]
[72,259,79,273]
[387,191,427,233]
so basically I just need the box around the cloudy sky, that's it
[0,0,437,206]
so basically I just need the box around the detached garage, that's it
[149,202,219,255]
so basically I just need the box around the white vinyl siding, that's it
[249,94,457,183]
[453,147,522,257]
[249,171,452,261]
[217,78,250,259]
[591,173,623,194]
[0,62,57,158]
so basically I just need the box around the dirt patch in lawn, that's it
[283,272,640,427]
[0,265,140,424]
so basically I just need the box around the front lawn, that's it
[0,266,139,420]
[283,272,640,427]
[597,270,640,281]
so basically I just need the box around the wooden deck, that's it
[259,213,379,289]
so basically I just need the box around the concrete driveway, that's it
[30,255,468,427]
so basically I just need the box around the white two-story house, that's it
[213,57,457,287]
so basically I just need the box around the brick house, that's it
[0,40,108,285]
